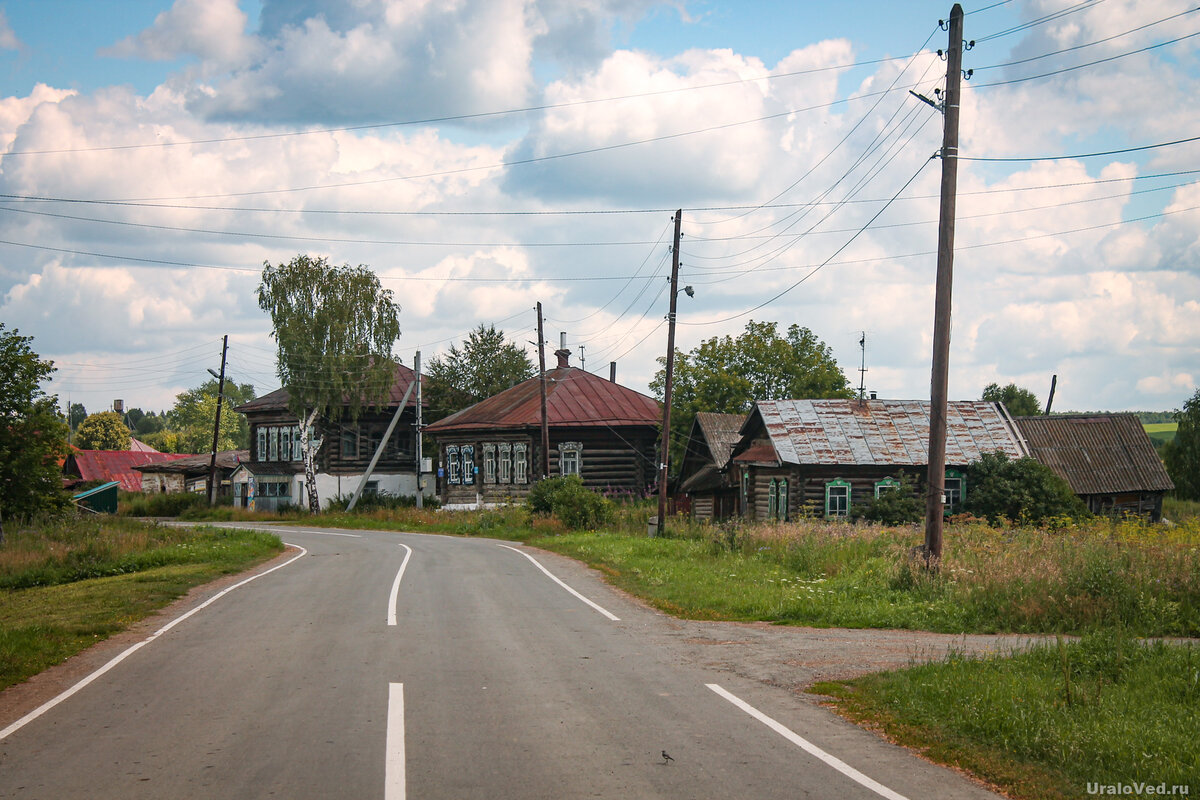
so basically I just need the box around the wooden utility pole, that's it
[537,302,550,479]
[415,351,424,509]
[924,4,964,564]
[207,335,228,506]
[655,210,683,537]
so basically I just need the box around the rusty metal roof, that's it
[65,450,193,492]
[425,366,661,433]
[744,399,1028,467]
[1013,414,1174,495]
[235,362,421,414]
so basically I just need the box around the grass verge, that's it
[0,517,283,691]
[813,631,1200,800]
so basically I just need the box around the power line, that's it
[961,134,1200,162]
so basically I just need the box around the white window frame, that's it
[498,443,512,484]
[559,441,582,476]
[513,443,528,484]
[483,444,497,484]
[826,479,851,519]
[875,477,901,498]
[462,444,475,485]
[447,445,461,484]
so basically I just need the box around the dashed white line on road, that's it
[386,683,406,800]
[387,544,413,626]
[497,544,620,621]
[706,684,910,800]
[0,544,310,742]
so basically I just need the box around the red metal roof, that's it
[425,366,661,433]
[66,451,193,492]
[235,362,421,414]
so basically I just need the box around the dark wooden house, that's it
[677,412,746,521]
[424,349,660,507]
[729,399,1028,521]
[1013,414,1174,521]
[232,363,424,509]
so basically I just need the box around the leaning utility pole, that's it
[207,335,228,506]
[924,4,965,564]
[655,210,683,537]
[537,302,550,479]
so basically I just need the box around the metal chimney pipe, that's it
[610,361,616,383]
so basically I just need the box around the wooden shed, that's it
[729,399,1028,521]
[1013,414,1174,521]
[677,412,746,521]
[424,349,661,507]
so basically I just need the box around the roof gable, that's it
[1013,414,1174,495]
[738,399,1027,467]
[425,367,660,432]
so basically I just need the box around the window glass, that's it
[875,477,900,498]
[341,428,358,459]
[945,471,965,508]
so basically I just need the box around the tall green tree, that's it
[258,255,401,512]
[424,325,534,421]
[651,320,853,469]
[981,382,1042,416]
[162,379,256,453]
[0,325,70,534]
[67,402,87,432]
[1163,389,1200,501]
[74,410,132,450]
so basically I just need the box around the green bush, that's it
[851,470,923,525]
[965,451,1089,524]
[118,491,208,518]
[524,474,612,529]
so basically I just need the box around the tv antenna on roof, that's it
[858,331,869,403]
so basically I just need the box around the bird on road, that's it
[661,750,674,765]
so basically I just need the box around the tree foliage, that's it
[964,451,1088,524]
[651,320,853,469]
[981,382,1042,416]
[163,379,256,453]
[67,402,87,431]
[0,325,70,526]
[74,411,132,450]
[1163,389,1200,501]
[258,254,402,511]
[424,325,534,421]
[851,471,923,525]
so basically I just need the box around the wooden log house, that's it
[424,349,661,507]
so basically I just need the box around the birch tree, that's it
[257,255,401,512]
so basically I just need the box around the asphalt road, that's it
[0,525,1007,799]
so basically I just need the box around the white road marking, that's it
[0,544,310,742]
[387,544,414,626]
[386,682,406,800]
[706,684,910,800]
[497,544,620,621]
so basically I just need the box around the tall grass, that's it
[534,514,1200,636]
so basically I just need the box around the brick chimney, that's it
[555,348,571,369]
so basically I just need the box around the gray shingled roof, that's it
[1014,414,1174,495]
[749,399,1028,466]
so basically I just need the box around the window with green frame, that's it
[767,479,778,520]
[777,478,788,521]
[945,468,966,509]
[874,477,901,497]
[825,479,851,518]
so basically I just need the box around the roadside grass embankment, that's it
[814,630,1200,800]
[0,516,283,691]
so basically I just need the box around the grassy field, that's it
[1143,421,1178,447]
[815,631,1199,799]
[0,516,283,691]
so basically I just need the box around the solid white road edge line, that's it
[706,684,910,800]
[497,544,620,621]
[0,544,310,742]
[386,683,406,800]
[387,544,414,626]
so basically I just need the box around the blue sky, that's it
[0,0,1196,417]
